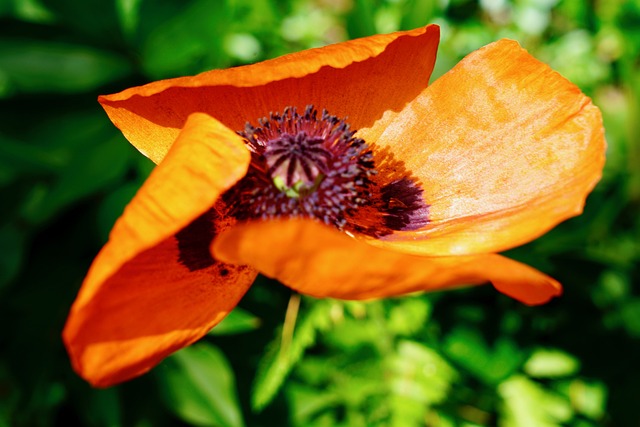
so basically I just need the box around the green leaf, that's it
[388,340,458,427]
[0,223,26,290]
[209,307,261,335]
[24,110,113,152]
[0,134,66,176]
[0,162,14,187]
[443,327,524,385]
[40,0,120,40]
[592,269,630,307]
[387,297,431,336]
[345,0,377,38]
[324,315,383,350]
[141,0,230,79]
[498,375,573,427]
[287,383,340,426]
[81,388,122,427]
[0,39,132,96]
[21,136,132,225]
[567,379,607,420]
[7,0,55,24]
[524,348,580,378]
[96,182,141,242]
[223,33,262,63]
[115,0,142,40]
[400,0,439,30]
[539,31,610,91]
[620,298,640,337]
[157,343,244,427]
[252,299,332,411]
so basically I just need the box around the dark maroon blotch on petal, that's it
[176,209,217,271]
[380,178,430,231]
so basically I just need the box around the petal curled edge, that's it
[358,39,606,256]
[63,113,253,387]
[98,25,439,164]
[212,219,561,305]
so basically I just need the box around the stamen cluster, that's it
[227,106,376,229]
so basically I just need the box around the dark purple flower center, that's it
[223,105,429,237]
[177,106,429,271]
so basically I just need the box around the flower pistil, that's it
[224,105,429,236]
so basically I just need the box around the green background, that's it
[1,0,638,425]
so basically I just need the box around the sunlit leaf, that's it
[387,297,431,336]
[345,0,376,37]
[324,315,382,349]
[157,343,244,427]
[443,327,524,385]
[498,375,573,427]
[209,307,261,335]
[400,0,439,30]
[388,340,458,426]
[252,299,332,411]
[524,348,580,378]
[539,30,610,91]
[287,383,340,426]
[223,33,262,63]
[567,379,607,420]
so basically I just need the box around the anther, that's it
[224,105,429,236]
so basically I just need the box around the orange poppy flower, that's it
[63,24,605,387]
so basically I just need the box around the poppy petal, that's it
[212,219,561,305]
[358,39,605,256]
[63,113,253,387]
[98,25,440,164]
[63,235,256,387]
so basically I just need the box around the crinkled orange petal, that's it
[212,219,561,305]
[98,25,439,164]
[63,113,254,387]
[358,39,606,256]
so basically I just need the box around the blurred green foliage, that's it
[1,0,639,425]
